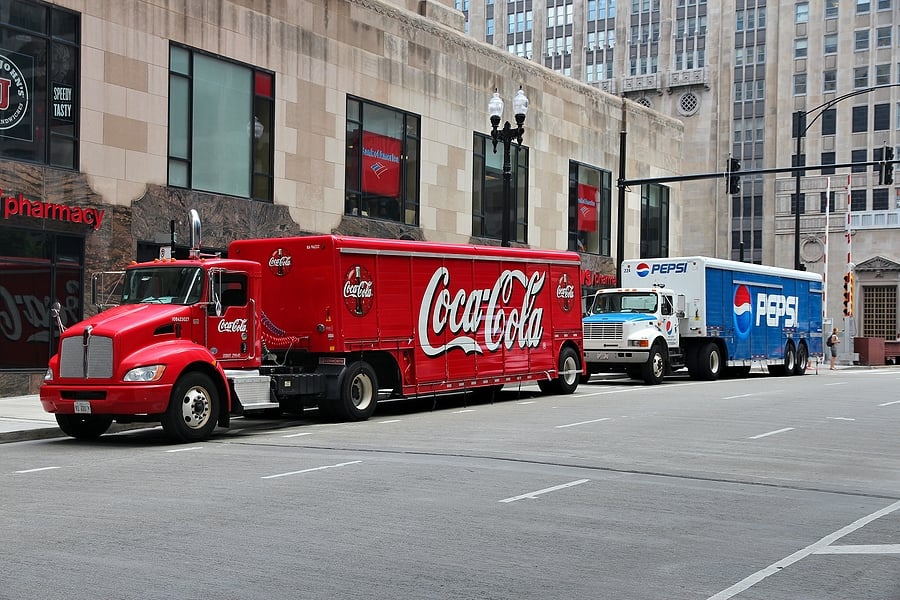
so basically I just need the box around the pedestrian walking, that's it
[827,327,839,370]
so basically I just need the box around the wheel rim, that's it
[708,349,720,375]
[651,351,665,379]
[180,385,212,430]
[562,354,579,386]
[797,347,808,370]
[785,347,796,372]
[350,372,374,411]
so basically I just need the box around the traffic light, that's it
[885,146,895,186]
[842,272,854,317]
[727,158,741,195]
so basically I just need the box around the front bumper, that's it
[40,383,172,415]
[584,348,650,365]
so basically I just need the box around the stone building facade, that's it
[0,0,684,395]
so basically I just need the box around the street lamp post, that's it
[791,83,900,271]
[489,87,529,247]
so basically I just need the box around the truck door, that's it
[206,272,255,363]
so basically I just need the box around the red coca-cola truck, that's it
[40,211,584,442]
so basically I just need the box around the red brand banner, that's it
[577,183,598,232]
[361,131,402,197]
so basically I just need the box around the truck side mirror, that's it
[675,294,686,318]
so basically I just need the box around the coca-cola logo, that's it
[217,318,247,333]
[343,265,374,317]
[418,267,545,357]
[556,273,575,313]
[268,249,292,277]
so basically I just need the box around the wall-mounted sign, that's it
[51,82,74,121]
[581,270,616,288]
[0,52,31,137]
[2,189,104,230]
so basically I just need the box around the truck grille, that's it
[583,322,623,341]
[60,335,114,379]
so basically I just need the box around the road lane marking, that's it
[825,382,848,386]
[282,432,314,438]
[826,417,855,421]
[378,419,402,424]
[878,400,900,407]
[15,466,60,474]
[517,401,536,405]
[707,499,900,600]
[499,479,590,503]
[723,393,753,399]
[453,409,476,413]
[262,460,362,479]
[164,446,203,453]
[748,427,794,440]
[555,417,610,429]
[815,544,900,555]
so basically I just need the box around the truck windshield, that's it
[121,267,204,305]
[590,292,658,314]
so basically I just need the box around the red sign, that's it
[3,189,104,230]
[361,132,401,197]
[577,183,598,232]
[581,270,616,287]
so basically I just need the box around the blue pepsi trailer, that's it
[583,257,824,383]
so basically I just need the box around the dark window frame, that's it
[472,132,529,244]
[640,183,669,258]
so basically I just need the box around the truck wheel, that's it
[793,343,809,376]
[641,344,666,385]
[556,347,581,394]
[55,414,113,440]
[162,372,220,442]
[336,361,378,421]
[697,343,723,380]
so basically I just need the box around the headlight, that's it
[43,368,54,381]
[123,365,166,382]
[628,339,650,348]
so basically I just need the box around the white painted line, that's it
[453,409,476,414]
[748,427,795,440]
[706,499,900,600]
[378,419,402,424]
[723,393,753,399]
[555,417,610,429]
[814,544,900,555]
[825,382,848,386]
[878,400,900,407]
[517,401,536,405]
[262,460,362,480]
[826,417,855,421]
[499,478,590,503]
[15,466,61,474]
[164,446,203,453]
[282,432,314,438]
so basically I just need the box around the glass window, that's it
[793,74,807,96]
[877,0,891,9]
[0,2,80,168]
[852,106,868,133]
[345,97,420,226]
[877,26,892,47]
[821,152,836,175]
[855,30,869,51]
[851,148,867,172]
[822,108,837,135]
[795,3,808,23]
[856,0,871,12]
[872,188,889,210]
[854,67,869,88]
[824,70,837,92]
[824,34,838,54]
[472,132,528,244]
[825,0,839,17]
[820,190,836,213]
[168,44,274,201]
[0,230,84,369]
[850,188,866,211]
[568,162,611,255]
[640,184,669,259]
[794,39,807,58]
[874,103,890,130]
[875,64,891,85]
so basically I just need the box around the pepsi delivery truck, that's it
[582,257,823,384]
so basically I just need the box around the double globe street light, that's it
[488,87,529,247]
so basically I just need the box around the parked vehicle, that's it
[582,257,823,384]
[40,210,584,441]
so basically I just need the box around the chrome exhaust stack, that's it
[189,209,202,258]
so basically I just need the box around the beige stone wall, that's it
[49,0,682,257]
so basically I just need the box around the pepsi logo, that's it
[733,284,752,339]
[635,262,651,278]
[665,320,674,335]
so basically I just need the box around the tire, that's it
[626,367,642,380]
[162,372,220,442]
[793,343,808,376]
[538,347,581,395]
[641,344,666,385]
[55,414,113,440]
[685,348,700,379]
[335,361,378,421]
[697,342,723,380]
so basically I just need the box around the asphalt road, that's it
[2,368,900,600]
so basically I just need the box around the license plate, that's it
[74,401,91,414]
